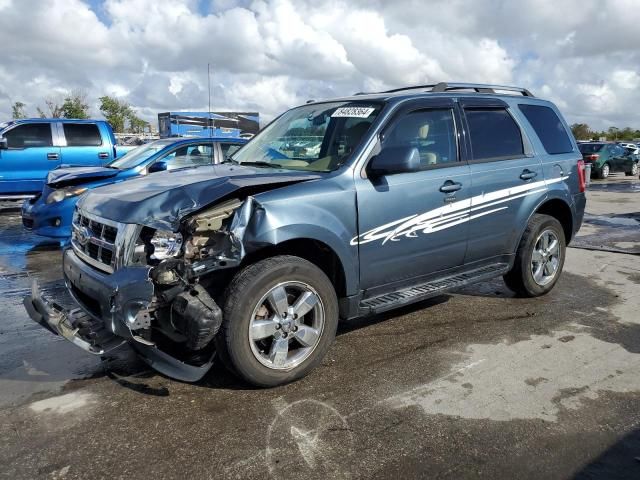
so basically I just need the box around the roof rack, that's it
[358,82,535,97]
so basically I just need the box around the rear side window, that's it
[63,123,102,147]
[518,104,573,154]
[465,108,524,161]
[4,123,53,148]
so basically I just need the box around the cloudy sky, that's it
[0,0,638,130]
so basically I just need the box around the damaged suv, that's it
[25,83,587,387]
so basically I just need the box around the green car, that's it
[578,142,639,179]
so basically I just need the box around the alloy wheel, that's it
[530,229,561,286]
[248,281,325,370]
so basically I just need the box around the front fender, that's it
[236,197,359,296]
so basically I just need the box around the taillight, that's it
[585,154,599,162]
[577,159,586,193]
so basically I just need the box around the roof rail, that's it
[376,82,534,97]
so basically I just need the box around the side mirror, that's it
[368,146,421,176]
[148,161,167,173]
[0,137,7,150]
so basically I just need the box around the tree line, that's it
[571,123,640,142]
[10,91,149,133]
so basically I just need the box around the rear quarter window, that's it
[518,104,573,154]
[465,108,524,161]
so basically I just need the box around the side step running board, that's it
[360,263,510,314]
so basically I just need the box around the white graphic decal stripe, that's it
[351,176,569,246]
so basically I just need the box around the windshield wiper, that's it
[235,161,284,169]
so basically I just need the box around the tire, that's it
[216,255,339,387]
[598,163,610,179]
[503,214,566,297]
[626,162,638,176]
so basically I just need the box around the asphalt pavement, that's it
[0,176,639,479]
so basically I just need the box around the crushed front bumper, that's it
[24,248,217,382]
[23,281,125,355]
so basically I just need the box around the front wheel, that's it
[503,214,566,297]
[217,255,339,387]
[626,162,638,176]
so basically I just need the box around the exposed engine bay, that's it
[130,198,251,359]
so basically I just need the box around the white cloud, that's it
[0,0,637,129]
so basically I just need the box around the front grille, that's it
[71,211,119,273]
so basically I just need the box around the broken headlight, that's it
[150,230,183,260]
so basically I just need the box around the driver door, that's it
[0,122,60,195]
[354,100,471,294]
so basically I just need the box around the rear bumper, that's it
[571,192,586,240]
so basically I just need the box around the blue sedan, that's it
[21,137,247,239]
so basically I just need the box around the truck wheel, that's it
[503,214,566,297]
[599,163,610,179]
[626,162,638,176]
[217,255,338,387]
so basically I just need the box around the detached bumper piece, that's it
[23,281,124,355]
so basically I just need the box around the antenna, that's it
[207,63,212,138]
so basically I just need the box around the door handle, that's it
[98,152,109,159]
[439,180,462,193]
[47,153,59,160]
[520,169,537,180]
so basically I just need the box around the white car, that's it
[619,142,639,154]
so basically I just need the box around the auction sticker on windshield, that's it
[331,107,376,118]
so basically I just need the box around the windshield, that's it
[231,101,382,172]
[578,143,604,153]
[109,139,176,169]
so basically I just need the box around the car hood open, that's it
[77,164,321,230]
[47,166,120,187]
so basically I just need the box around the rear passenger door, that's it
[59,123,110,166]
[608,144,626,172]
[461,98,543,264]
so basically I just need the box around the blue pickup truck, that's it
[0,118,133,200]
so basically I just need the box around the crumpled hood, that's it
[78,164,321,230]
[47,166,120,187]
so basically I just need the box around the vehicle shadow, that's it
[572,426,640,479]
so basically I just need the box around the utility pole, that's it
[207,63,212,138]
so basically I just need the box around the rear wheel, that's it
[598,163,610,179]
[217,255,338,387]
[504,214,566,297]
